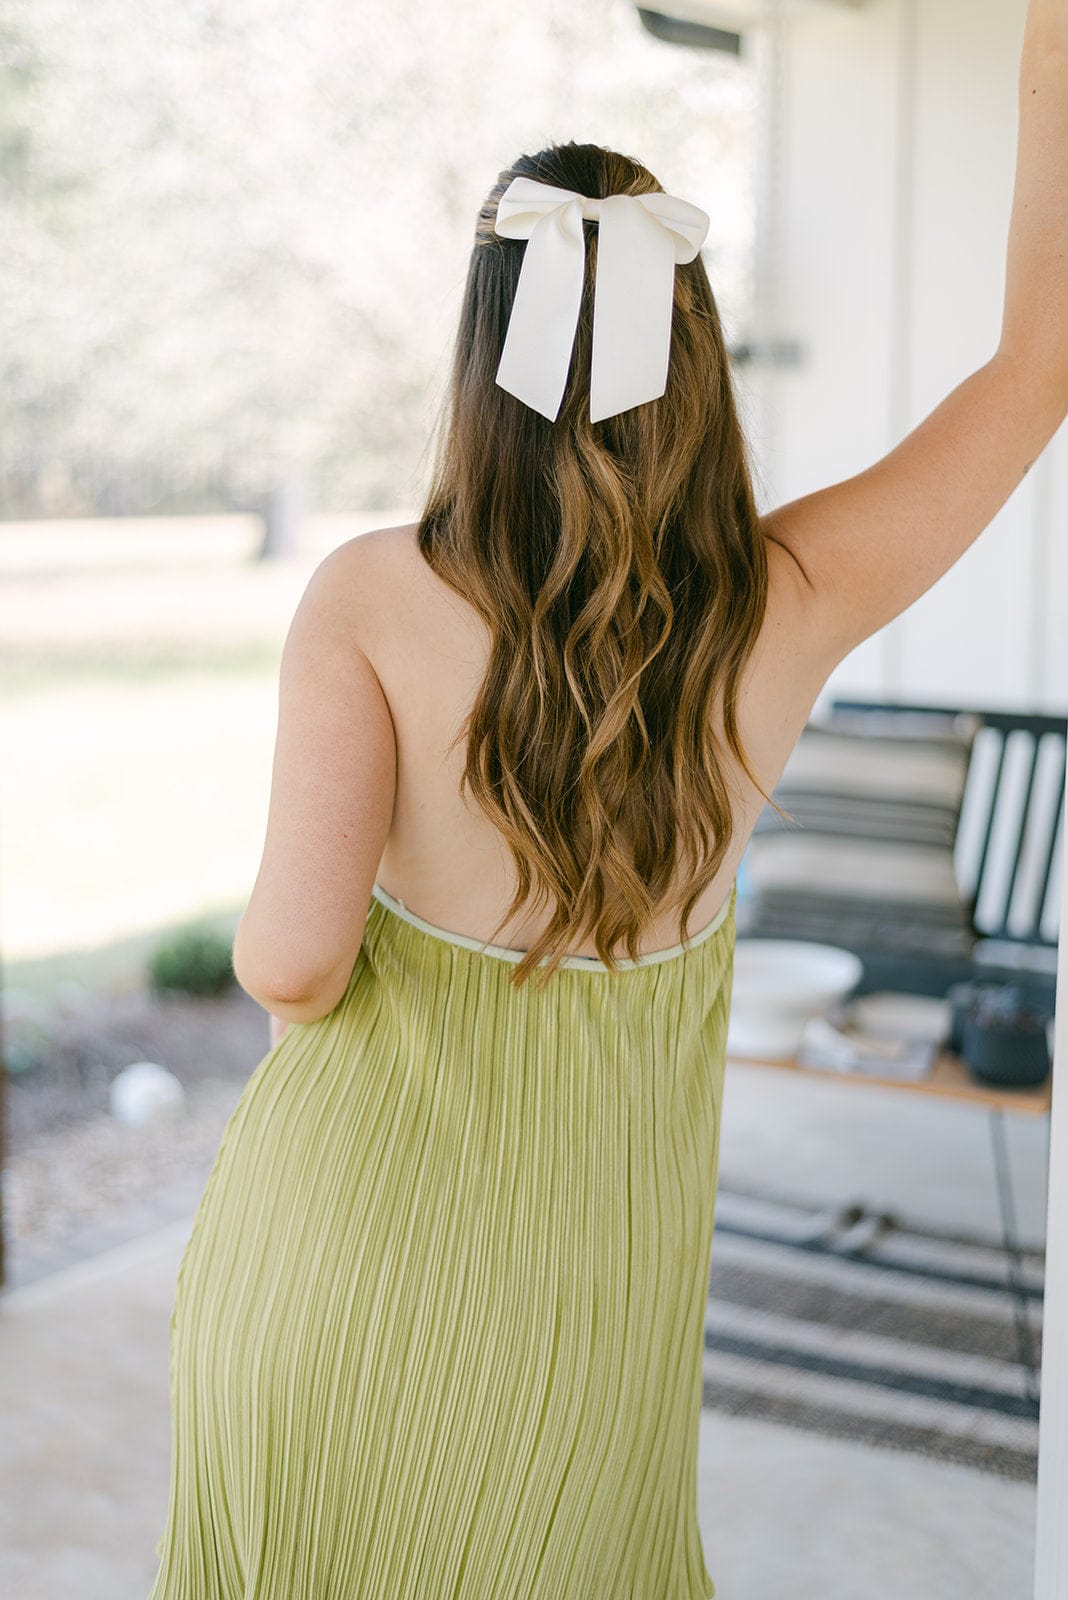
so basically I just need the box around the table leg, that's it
[988,1105,1042,1414]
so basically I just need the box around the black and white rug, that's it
[703,1183,1044,1483]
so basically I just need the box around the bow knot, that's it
[492,176,710,424]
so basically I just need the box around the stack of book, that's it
[795,993,948,1081]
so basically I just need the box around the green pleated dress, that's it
[147,873,738,1600]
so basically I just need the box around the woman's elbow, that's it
[232,948,354,1024]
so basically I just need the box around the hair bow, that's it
[491,176,710,424]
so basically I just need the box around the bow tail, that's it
[494,199,587,422]
[589,194,678,424]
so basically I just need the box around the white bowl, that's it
[728,939,864,1059]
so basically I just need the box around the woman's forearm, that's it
[997,0,1068,381]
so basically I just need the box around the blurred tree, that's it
[0,0,755,520]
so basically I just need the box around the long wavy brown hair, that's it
[416,139,789,990]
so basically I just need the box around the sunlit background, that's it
[2,0,758,991]
[2,4,1064,1595]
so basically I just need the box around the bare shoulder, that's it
[306,522,422,619]
[316,522,419,583]
[313,521,837,703]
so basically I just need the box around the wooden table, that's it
[726,1042,1053,1115]
[725,1042,1052,1409]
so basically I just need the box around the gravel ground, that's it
[2,982,271,1290]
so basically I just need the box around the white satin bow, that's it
[492,176,710,424]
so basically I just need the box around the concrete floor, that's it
[719,1058,1051,1250]
[0,1063,1048,1599]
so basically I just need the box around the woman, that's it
[148,4,1066,1593]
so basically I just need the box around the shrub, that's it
[148,926,236,997]
[4,1017,53,1077]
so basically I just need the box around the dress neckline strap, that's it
[369,878,737,972]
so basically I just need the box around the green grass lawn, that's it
[1,510,412,1002]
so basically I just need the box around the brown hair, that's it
[417,139,788,989]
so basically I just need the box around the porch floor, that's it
[0,1061,1048,1598]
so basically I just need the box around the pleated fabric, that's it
[147,875,738,1600]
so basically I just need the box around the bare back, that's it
[354,523,832,959]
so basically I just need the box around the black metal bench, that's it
[829,698,1064,1021]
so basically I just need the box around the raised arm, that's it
[762,0,1068,671]
[1000,0,1068,374]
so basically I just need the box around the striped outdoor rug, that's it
[703,1183,1044,1483]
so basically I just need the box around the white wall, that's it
[748,0,1068,713]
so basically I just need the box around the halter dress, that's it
[146,873,738,1600]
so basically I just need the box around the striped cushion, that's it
[737,710,980,959]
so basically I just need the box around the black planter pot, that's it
[960,1014,1050,1087]
[946,981,1007,1054]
